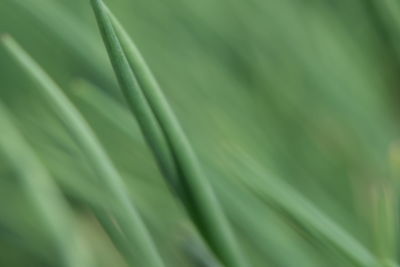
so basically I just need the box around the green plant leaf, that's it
[236,156,380,267]
[90,1,249,267]
[0,96,93,267]
[2,35,166,267]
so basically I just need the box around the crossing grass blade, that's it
[90,1,249,267]
[0,97,92,267]
[72,79,143,141]
[1,35,166,267]
[71,79,326,267]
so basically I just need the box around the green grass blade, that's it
[72,79,324,267]
[90,1,248,267]
[90,0,182,198]
[0,99,92,267]
[2,35,166,267]
[236,157,380,267]
[71,80,331,266]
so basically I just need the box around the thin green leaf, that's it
[2,35,166,267]
[91,0,182,198]
[236,156,380,267]
[91,1,248,267]
[73,79,324,267]
[0,97,92,267]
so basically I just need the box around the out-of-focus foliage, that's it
[0,0,399,266]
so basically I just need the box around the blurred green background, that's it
[0,0,399,266]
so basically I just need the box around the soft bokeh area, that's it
[0,0,399,266]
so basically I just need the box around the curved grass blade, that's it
[91,0,182,198]
[72,79,324,267]
[236,156,381,267]
[17,125,151,267]
[91,1,248,267]
[2,35,166,267]
[0,99,92,267]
